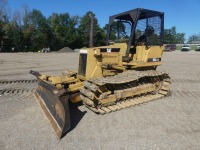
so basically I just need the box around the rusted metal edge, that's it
[34,91,64,139]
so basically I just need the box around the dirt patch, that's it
[57,47,74,53]
[0,51,200,149]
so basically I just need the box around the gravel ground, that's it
[0,51,200,150]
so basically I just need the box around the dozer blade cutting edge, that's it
[30,70,71,138]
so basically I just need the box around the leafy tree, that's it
[48,13,80,50]
[164,26,185,44]
[103,24,115,41]
[164,26,176,44]
[0,0,9,22]
[3,10,22,51]
[103,21,127,41]
[48,13,69,49]
[176,33,185,44]
[29,9,51,51]
[0,0,9,51]
[78,11,106,48]
[20,4,33,51]
[188,33,200,43]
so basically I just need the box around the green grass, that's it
[176,45,197,50]
[176,46,182,50]
[191,45,197,50]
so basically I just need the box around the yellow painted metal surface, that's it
[135,46,164,62]
[78,44,164,80]
[68,82,83,92]
[81,43,127,80]
[48,76,76,84]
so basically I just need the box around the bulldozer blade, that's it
[34,79,71,139]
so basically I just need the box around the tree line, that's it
[0,1,106,52]
[0,0,198,52]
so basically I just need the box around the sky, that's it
[7,0,200,40]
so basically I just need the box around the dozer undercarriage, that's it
[81,70,170,114]
[30,8,171,138]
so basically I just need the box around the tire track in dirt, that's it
[171,78,200,83]
[0,89,35,97]
[0,79,37,97]
[0,79,37,84]
[171,78,200,98]
[171,90,200,99]
[0,91,35,122]
[0,79,37,122]
[0,80,36,121]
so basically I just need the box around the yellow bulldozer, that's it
[30,8,171,138]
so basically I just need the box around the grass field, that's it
[176,45,198,50]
